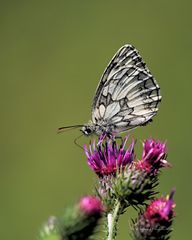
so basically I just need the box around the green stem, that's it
[107,201,121,240]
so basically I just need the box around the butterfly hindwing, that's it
[91,45,161,133]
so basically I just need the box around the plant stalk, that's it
[107,201,121,240]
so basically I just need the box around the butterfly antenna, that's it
[57,125,84,134]
[74,134,84,150]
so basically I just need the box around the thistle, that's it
[38,136,176,240]
[131,189,176,240]
[38,196,103,240]
[83,135,174,240]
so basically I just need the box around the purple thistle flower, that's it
[142,139,166,162]
[132,189,176,240]
[84,136,135,176]
[136,139,170,174]
[144,189,176,223]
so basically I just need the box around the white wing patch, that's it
[91,44,161,133]
[99,104,105,118]
[104,102,121,119]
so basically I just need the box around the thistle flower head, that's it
[136,139,169,174]
[79,196,103,215]
[132,189,176,240]
[54,196,103,240]
[84,135,135,176]
[144,189,175,223]
[142,139,166,161]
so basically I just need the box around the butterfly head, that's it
[81,124,95,136]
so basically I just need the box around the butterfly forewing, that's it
[91,45,161,133]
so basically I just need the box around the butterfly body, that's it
[59,44,161,138]
[81,121,116,137]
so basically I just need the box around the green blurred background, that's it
[0,0,191,239]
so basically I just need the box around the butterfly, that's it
[58,44,161,138]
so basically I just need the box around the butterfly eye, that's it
[85,128,92,134]
[81,126,92,135]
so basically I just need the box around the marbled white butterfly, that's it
[58,45,161,138]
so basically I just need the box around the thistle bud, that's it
[38,196,103,240]
[79,196,103,215]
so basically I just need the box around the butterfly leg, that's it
[97,133,107,146]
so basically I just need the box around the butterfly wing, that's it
[92,44,161,133]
